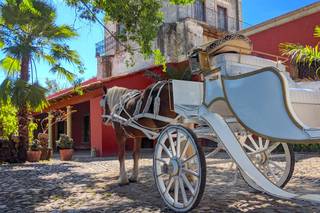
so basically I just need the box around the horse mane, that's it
[107,86,131,112]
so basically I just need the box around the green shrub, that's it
[56,134,73,149]
[30,139,42,151]
[293,144,320,152]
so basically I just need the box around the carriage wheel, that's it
[239,135,295,189]
[153,125,206,212]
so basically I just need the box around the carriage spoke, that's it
[167,131,176,157]
[160,143,173,158]
[268,142,280,153]
[179,177,188,204]
[258,137,263,149]
[242,143,256,153]
[264,139,270,149]
[156,158,168,165]
[182,153,197,165]
[180,140,190,159]
[248,135,260,150]
[165,176,174,194]
[182,173,195,196]
[176,130,181,158]
[174,177,179,205]
[183,168,199,178]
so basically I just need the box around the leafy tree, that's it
[280,25,320,79]
[0,101,18,139]
[0,0,83,162]
[65,0,195,59]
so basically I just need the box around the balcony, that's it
[95,36,117,57]
[95,40,105,57]
[176,5,251,33]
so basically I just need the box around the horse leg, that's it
[129,138,142,182]
[117,135,129,185]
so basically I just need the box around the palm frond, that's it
[49,64,75,82]
[1,78,48,111]
[27,83,48,111]
[0,78,13,104]
[44,25,78,41]
[279,42,320,66]
[50,43,82,65]
[0,38,3,48]
[19,0,41,16]
[0,56,21,75]
[314,25,320,38]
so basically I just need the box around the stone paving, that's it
[0,151,319,212]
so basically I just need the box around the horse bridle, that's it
[100,94,112,124]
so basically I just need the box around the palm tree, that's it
[0,0,83,162]
[280,25,320,79]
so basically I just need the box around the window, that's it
[194,0,205,22]
[217,6,228,31]
[83,115,90,144]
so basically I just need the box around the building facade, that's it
[241,2,320,78]
[96,0,242,78]
[41,0,242,156]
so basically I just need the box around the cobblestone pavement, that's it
[0,151,319,212]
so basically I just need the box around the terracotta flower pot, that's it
[60,149,73,161]
[27,150,42,162]
[40,148,52,160]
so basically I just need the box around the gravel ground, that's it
[0,151,319,213]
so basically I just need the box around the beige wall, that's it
[97,0,242,78]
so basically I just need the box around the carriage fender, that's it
[198,105,320,203]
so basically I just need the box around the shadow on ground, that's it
[0,151,319,212]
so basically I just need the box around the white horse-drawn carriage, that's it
[102,34,320,212]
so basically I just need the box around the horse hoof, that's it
[118,181,129,186]
[118,177,129,186]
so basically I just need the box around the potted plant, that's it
[56,134,74,161]
[38,133,51,160]
[27,139,42,162]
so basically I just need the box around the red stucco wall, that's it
[72,101,90,150]
[90,96,103,156]
[248,12,320,58]
[90,67,162,156]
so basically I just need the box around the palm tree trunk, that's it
[17,54,30,162]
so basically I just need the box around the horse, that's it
[101,81,177,185]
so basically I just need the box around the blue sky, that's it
[0,0,319,87]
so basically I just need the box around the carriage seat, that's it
[210,53,286,77]
[190,34,253,56]
[188,34,253,73]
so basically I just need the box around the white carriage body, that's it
[169,51,320,207]
[210,53,320,128]
[173,52,320,142]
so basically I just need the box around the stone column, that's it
[48,111,53,150]
[66,106,72,138]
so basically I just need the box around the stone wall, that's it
[96,0,242,78]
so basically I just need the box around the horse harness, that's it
[103,80,177,139]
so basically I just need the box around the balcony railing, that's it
[95,35,117,57]
[179,5,252,33]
